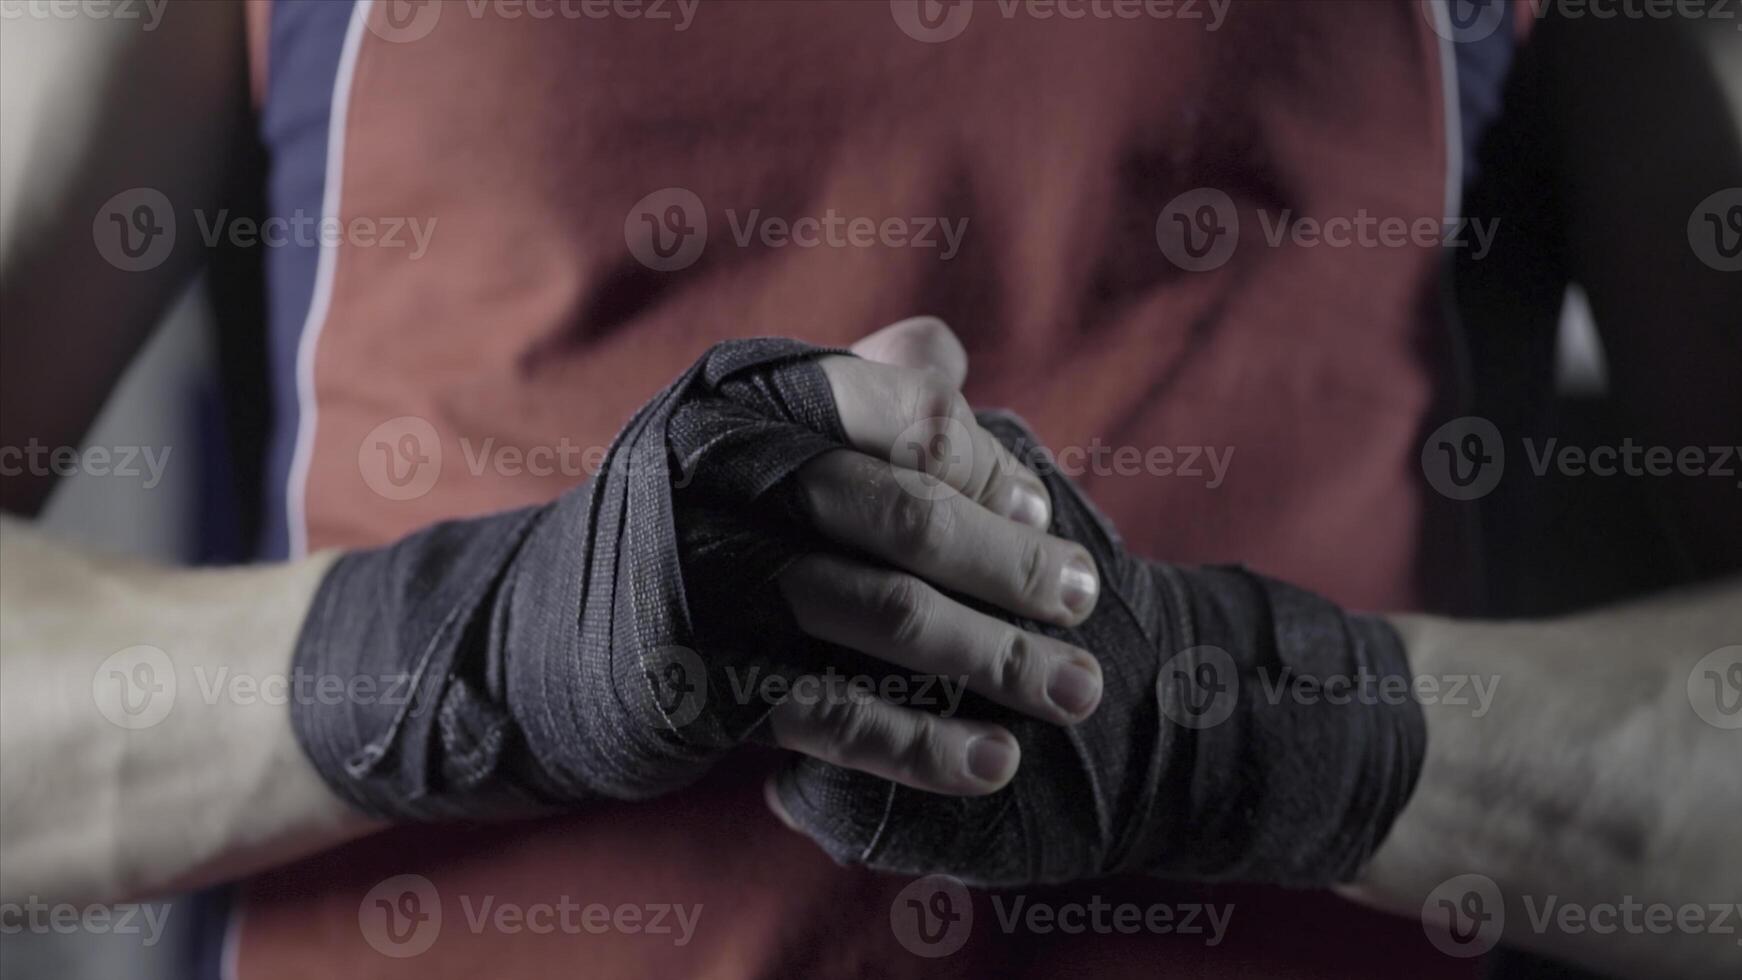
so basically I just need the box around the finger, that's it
[820,355,1052,530]
[767,685,1020,796]
[798,450,1100,625]
[780,552,1103,724]
[848,315,967,386]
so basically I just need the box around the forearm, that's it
[0,517,376,904]
[1342,581,1742,978]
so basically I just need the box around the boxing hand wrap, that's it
[290,339,847,820]
[773,414,1426,888]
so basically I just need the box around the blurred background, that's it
[2,9,213,977]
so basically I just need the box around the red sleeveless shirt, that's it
[235,2,1484,976]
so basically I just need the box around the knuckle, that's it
[873,574,933,646]
[819,699,881,766]
[990,441,1034,492]
[796,476,830,523]
[940,388,974,429]
[1016,537,1051,605]
[885,489,953,559]
[937,392,977,477]
[961,434,1000,503]
[794,455,846,522]
[896,714,951,784]
[907,315,952,350]
[907,373,961,428]
[990,630,1036,696]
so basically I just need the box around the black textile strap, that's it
[291,339,846,819]
[773,412,1426,888]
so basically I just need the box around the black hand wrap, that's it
[772,414,1426,888]
[290,339,846,819]
[293,341,1424,889]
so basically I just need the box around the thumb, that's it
[849,316,968,387]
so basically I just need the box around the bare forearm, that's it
[0,517,376,904]
[1341,581,1742,979]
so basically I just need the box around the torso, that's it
[233,2,1485,976]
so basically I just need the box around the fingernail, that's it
[1046,660,1102,718]
[994,483,1050,529]
[1060,555,1099,615]
[965,735,1018,784]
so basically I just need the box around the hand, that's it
[289,328,1105,819]
[772,318,1105,798]
[766,414,1425,890]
